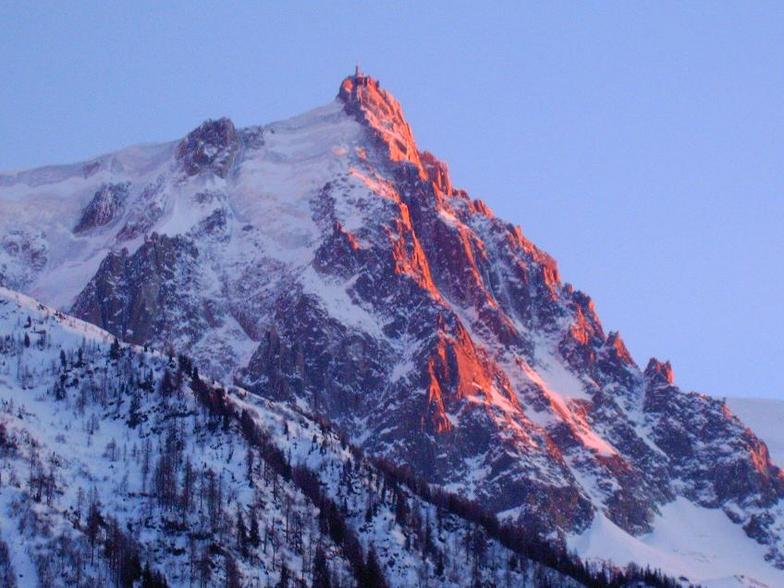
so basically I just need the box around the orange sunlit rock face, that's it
[606,331,634,365]
[569,304,596,346]
[334,222,360,251]
[422,321,511,435]
[645,358,675,385]
[750,443,772,475]
[425,354,453,433]
[470,199,494,218]
[339,72,425,177]
[388,202,441,300]
[420,151,453,196]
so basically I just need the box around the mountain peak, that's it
[337,69,461,198]
[337,69,423,171]
[645,357,675,385]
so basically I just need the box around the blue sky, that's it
[2,2,782,398]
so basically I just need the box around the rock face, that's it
[74,182,129,232]
[71,233,204,345]
[176,117,239,178]
[642,367,784,560]
[2,70,784,576]
[0,229,47,290]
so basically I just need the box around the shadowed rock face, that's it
[12,71,783,563]
[74,182,130,233]
[71,233,204,345]
[176,117,239,178]
[0,230,47,290]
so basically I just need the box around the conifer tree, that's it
[236,510,248,557]
[312,545,331,588]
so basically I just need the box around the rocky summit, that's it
[1,71,783,586]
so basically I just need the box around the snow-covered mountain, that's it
[1,70,783,586]
[0,286,675,587]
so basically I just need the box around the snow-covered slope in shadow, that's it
[569,496,784,587]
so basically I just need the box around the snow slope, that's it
[569,497,784,587]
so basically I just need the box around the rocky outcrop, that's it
[176,117,239,178]
[117,178,167,241]
[0,229,48,290]
[644,357,675,386]
[643,366,784,565]
[71,233,204,345]
[74,182,129,232]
